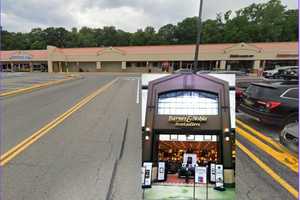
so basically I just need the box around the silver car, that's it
[280,122,298,153]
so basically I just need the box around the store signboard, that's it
[168,116,208,127]
[210,163,216,183]
[195,166,207,184]
[215,164,224,188]
[142,162,152,188]
[157,162,166,181]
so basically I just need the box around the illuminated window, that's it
[157,90,219,115]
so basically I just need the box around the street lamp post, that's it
[193,0,204,73]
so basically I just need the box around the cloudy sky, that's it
[1,0,297,33]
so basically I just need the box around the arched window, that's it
[157,90,219,115]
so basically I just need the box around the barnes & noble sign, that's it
[168,116,208,127]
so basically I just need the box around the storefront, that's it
[0,42,297,73]
[142,72,235,185]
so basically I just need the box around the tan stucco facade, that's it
[0,42,298,73]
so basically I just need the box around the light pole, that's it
[193,0,204,73]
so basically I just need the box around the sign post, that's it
[195,165,208,200]
[141,167,145,199]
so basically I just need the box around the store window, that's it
[157,90,219,115]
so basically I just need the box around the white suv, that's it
[263,66,298,79]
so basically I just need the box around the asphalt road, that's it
[2,74,142,200]
[236,113,298,200]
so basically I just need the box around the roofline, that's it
[0,41,298,52]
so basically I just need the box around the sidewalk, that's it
[144,184,235,200]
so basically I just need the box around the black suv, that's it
[238,81,298,127]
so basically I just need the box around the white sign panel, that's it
[215,164,224,188]
[210,163,216,183]
[195,166,207,184]
[157,162,166,181]
[143,162,152,187]
[141,167,145,185]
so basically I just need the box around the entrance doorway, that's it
[226,60,254,73]
[157,134,219,184]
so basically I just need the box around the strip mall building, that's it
[0,42,298,73]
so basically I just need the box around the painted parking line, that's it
[0,75,77,97]
[236,119,294,154]
[236,140,298,199]
[0,78,118,166]
[236,127,298,173]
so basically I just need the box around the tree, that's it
[157,24,177,44]
[1,0,298,50]
[175,17,198,44]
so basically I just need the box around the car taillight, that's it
[266,101,281,110]
[257,100,281,110]
[236,88,244,98]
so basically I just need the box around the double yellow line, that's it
[0,78,118,166]
[236,119,298,198]
[0,75,76,97]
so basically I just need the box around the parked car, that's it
[174,68,192,74]
[263,66,298,79]
[238,81,298,127]
[280,122,298,153]
[236,76,280,109]
[197,70,247,77]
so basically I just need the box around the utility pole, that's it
[193,0,203,73]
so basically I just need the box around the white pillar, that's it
[253,60,260,70]
[220,60,226,70]
[10,62,14,72]
[96,61,101,69]
[59,62,62,72]
[121,61,126,69]
[29,62,33,72]
[179,61,182,68]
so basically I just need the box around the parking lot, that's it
[0,72,75,93]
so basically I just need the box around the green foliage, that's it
[1,0,298,50]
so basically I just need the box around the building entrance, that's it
[157,134,219,184]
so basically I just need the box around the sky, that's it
[1,0,298,33]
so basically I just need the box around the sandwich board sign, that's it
[142,162,152,188]
[157,161,166,181]
[215,164,224,188]
[210,163,216,183]
[195,166,207,184]
[141,167,145,185]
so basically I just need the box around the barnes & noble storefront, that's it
[142,73,235,185]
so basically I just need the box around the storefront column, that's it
[58,62,62,72]
[29,62,33,72]
[253,60,260,70]
[96,61,101,70]
[10,62,14,72]
[179,61,183,68]
[121,61,126,70]
[48,61,53,73]
[261,60,266,70]
[220,60,226,70]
